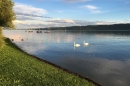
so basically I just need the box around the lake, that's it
[3,30,130,86]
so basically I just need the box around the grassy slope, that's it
[0,38,95,86]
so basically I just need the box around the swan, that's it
[74,42,80,47]
[83,41,89,46]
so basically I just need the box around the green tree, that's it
[0,0,16,48]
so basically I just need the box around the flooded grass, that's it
[0,38,96,86]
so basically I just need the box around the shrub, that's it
[0,27,5,49]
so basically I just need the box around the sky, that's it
[12,0,130,29]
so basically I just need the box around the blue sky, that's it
[12,0,130,29]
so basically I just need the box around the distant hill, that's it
[18,23,130,31]
[49,23,130,31]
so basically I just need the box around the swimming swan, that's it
[83,41,89,46]
[74,42,80,47]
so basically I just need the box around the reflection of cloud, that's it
[59,57,130,86]
[3,30,24,40]
[64,35,73,43]
[16,42,46,54]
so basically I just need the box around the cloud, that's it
[12,2,119,29]
[85,5,97,10]
[36,0,45,1]
[46,19,75,23]
[14,17,117,29]
[36,0,60,2]
[13,3,52,21]
[13,20,25,24]
[13,2,53,28]
[80,5,103,14]
[16,12,52,19]
[95,21,116,25]
[16,13,43,17]
[56,10,64,13]
[63,0,91,3]
[35,0,90,3]
[14,3,47,15]
[16,15,35,20]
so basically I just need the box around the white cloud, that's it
[13,3,53,21]
[35,0,91,3]
[12,3,119,29]
[14,17,118,29]
[95,21,116,25]
[80,5,103,14]
[14,3,47,15]
[56,10,64,13]
[63,0,91,3]
[85,5,97,10]
[46,19,75,23]
[13,2,52,29]
[91,10,102,14]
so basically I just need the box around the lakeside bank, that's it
[0,38,100,86]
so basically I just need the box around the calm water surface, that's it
[3,30,130,86]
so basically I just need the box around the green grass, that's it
[0,38,96,86]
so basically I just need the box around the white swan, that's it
[74,42,80,47]
[83,41,89,46]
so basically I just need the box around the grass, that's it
[0,38,97,86]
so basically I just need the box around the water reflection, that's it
[3,30,130,86]
[16,42,47,54]
[58,57,130,86]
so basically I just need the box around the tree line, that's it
[40,23,130,31]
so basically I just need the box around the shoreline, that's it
[9,38,101,86]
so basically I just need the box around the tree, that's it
[0,0,16,48]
